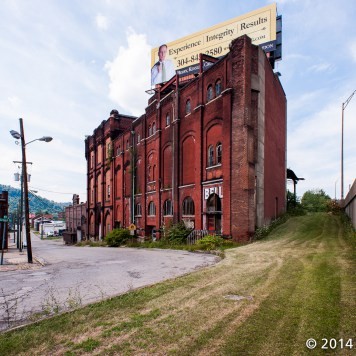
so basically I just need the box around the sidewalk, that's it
[0,235,43,272]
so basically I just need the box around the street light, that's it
[10,118,53,263]
[341,90,356,200]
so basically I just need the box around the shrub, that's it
[105,228,130,247]
[301,189,331,212]
[326,199,341,214]
[165,222,192,244]
[197,235,225,250]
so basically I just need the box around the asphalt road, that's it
[0,233,219,330]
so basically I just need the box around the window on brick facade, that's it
[107,184,111,198]
[126,139,129,150]
[147,166,151,182]
[117,145,121,156]
[135,203,142,216]
[216,143,222,164]
[208,145,214,166]
[207,193,221,212]
[163,199,173,216]
[152,122,156,134]
[215,79,222,96]
[148,201,156,216]
[182,197,195,215]
[185,99,191,114]
[207,85,214,102]
[148,125,152,136]
[166,113,170,126]
[137,133,140,144]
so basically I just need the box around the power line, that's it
[29,186,85,195]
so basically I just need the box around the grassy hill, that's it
[0,184,70,214]
[0,213,354,355]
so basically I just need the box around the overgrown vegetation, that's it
[105,228,131,247]
[0,213,354,355]
[197,235,228,250]
[301,188,331,212]
[255,188,342,241]
[164,221,192,244]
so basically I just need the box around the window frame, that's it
[148,201,156,216]
[185,99,191,114]
[216,142,222,164]
[207,84,214,102]
[215,79,222,96]
[163,199,173,216]
[182,197,195,216]
[207,145,214,167]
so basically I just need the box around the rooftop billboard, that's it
[151,3,277,86]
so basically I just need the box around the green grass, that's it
[0,213,354,355]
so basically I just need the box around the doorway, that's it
[206,193,222,233]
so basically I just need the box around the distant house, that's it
[64,194,87,243]
[31,214,53,229]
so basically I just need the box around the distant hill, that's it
[0,184,71,213]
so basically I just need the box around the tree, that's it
[301,189,331,212]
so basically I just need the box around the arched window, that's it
[148,201,156,216]
[137,133,140,144]
[207,193,221,212]
[148,125,152,136]
[126,139,129,150]
[207,85,214,102]
[152,122,156,134]
[185,99,191,114]
[208,145,214,167]
[166,113,171,126]
[215,79,222,96]
[163,199,173,216]
[135,203,142,216]
[182,197,195,215]
[216,142,222,164]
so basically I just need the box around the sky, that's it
[0,0,355,204]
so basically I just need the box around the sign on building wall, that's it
[151,3,277,86]
[204,186,223,200]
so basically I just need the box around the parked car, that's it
[47,230,54,237]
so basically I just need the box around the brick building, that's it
[64,194,87,241]
[85,36,287,241]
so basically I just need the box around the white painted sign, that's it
[204,186,223,200]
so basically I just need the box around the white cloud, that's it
[105,28,151,116]
[95,14,109,30]
[308,62,333,73]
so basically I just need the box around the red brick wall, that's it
[85,36,287,241]
[264,58,287,220]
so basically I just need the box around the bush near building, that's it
[105,228,131,247]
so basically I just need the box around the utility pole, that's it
[341,90,356,200]
[19,118,33,263]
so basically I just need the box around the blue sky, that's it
[1,0,355,203]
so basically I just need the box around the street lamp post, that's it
[341,90,356,200]
[10,118,52,263]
